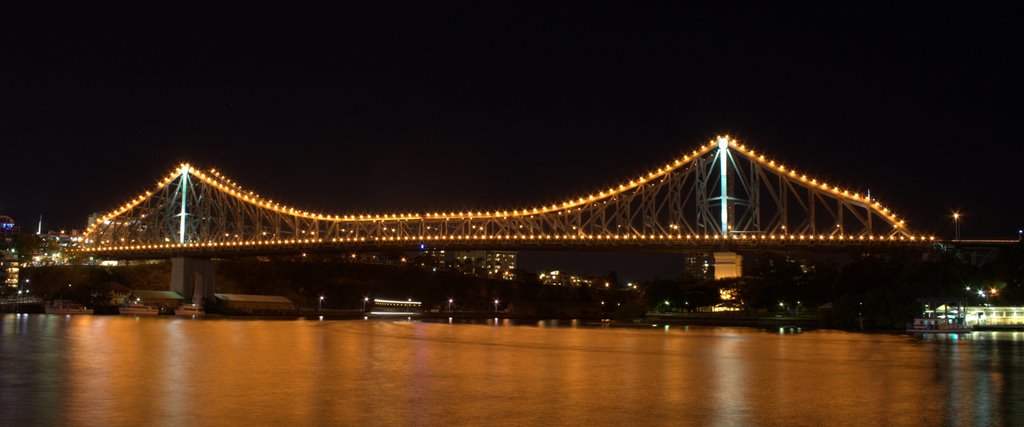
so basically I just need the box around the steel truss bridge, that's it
[81,136,937,259]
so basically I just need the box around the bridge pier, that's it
[170,257,216,305]
[712,252,743,280]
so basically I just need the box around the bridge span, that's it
[78,136,948,300]
[80,136,936,256]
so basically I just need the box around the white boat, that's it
[175,304,205,316]
[119,302,160,315]
[908,298,971,333]
[906,317,971,333]
[45,300,94,315]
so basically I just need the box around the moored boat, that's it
[45,300,94,315]
[119,302,160,315]
[906,317,971,333]
[908,297,971,333]
[175,304,205,316]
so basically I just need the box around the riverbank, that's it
[644,312,824,328]
[301,309,827,329]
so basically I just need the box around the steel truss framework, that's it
[81,137,934,258]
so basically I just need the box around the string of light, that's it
[79,232,936,253]
[82,136,925,249]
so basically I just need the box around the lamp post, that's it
[318,295,324,313]
[363,297,369,312]
[494,299,499,314]
[448,298,453,313]
[953,212,960,241]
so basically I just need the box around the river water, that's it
[1,314,1021,426]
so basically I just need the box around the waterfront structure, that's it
[214,293,296,315]
[951,306,1024,326]
[131,290,185,312]
[369,298,422,315]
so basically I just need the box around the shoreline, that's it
[9,309,1024,331]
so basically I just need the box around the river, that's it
[1,314,1021,426]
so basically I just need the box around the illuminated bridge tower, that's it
[710,136,741,279]
[166,165,216,305]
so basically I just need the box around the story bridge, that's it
[79,136,940,302]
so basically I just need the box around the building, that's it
[538,270,594,287]
[1,215,19,289]
[485,251,517,279]
[95,282,133,305]
[131,290,185,312]
[29,229,82,266]
[682,254,711,278]
[451,250,518,279]
[4,261,18,288]
[420,248,447,269]
[214,293,296,315]
[935,305,1024,326]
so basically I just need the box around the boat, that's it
[174,304,205,316]
[907,297,971,333]
[45,300,94,315]
[119,302,160,315]
[906,317,971,333]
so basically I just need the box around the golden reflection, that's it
[0,315,1020,425]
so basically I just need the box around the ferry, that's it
[906,317,971,333]
[368,298,422,316]
[119,302,160,316]
[907,297,971,333]
[45,300,94,315]
[174,304,205,316]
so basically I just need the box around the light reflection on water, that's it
[1,314,1022,426]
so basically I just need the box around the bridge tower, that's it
[710,136,742,279]
[171,257,216,305]
[166,165,216,304]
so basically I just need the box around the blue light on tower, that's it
[718,136,729,236]
[179,165,190,244]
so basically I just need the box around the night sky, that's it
[3,4,1022,279]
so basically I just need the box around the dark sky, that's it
[3,4,1022,279]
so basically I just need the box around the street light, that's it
[448,298,453,313]
[363,297,369,312]
[494,299,499,313]
[953,212,961,241]
[318,295,324,312]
